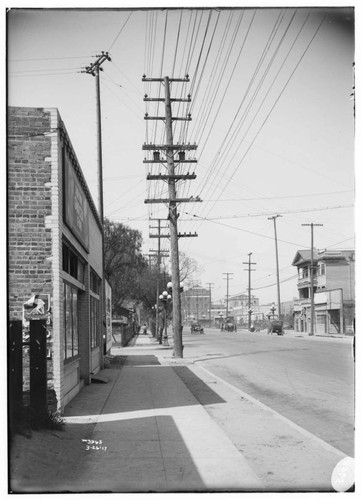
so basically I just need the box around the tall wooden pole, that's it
[243,254,256,330]
[268,215,282,319]
[302,223,323,336]
[84,52,110,364]
[164,76,183,357]
[156,218,161,340]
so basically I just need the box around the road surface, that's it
[181,328,354,457]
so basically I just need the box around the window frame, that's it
[63,282,80,362]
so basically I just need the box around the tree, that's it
[104,218,147,315]
[179,251,203,283]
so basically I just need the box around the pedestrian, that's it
[142,323,147,335]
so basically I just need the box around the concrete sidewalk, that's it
[59,332,352,493]
[62,334,262,492]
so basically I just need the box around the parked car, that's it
[268,319,284,335]
[190,323,204,334]
[224,321,237,332]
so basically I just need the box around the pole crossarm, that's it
[178,232,198,238]
[142,76,190,83]
[149,249,169,254]
[144,160,197,164]
[142,144,197,151]
[146,174,197,180]
[149,233,198,239]
[145,196,202,204]
[144,97,191,103]
[82,52,111,76]
[144,115,192,122]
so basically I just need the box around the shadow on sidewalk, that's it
[10,414,208,493]
[72,415,208,493]
[65,354,226,418]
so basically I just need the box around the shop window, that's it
[62,241,85,284]
[64,283,79,360]
[90,296,100,348]
[90,269,101,295]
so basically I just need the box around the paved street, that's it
[180,328,355,457]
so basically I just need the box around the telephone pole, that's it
[243,253,256,330]
[268,215,282,319]
[142,75,201,358]
[206,282,214,327]
[222,273,233,320]
[83,51,111,362]
[301,223,323,336]
[83,52,111,220]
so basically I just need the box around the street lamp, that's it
[152,303,163,342]
[159,282,184,348]
[270,305,277,319]
[248,308,253,331]
[159,290,172,346]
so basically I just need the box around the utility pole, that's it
[222,273,233,321]
[83,52,111,220]
[206,282,214,327]
[83,51,111,363]
[149,218,169,343]
[301,223,323,336]
[142,75,201,358]
[268,215,282,319]
[243,254,256,330]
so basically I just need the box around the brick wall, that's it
[8,107,56,402]
[8,107,53,317]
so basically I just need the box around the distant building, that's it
[182,285,211,324]
[291,249,355,334]
[228,293,261,324]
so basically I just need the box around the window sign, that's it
[63,151,89,251]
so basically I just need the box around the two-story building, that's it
[292,249,355,334]
[228,293,262,325]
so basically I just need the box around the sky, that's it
[6,2,356,306]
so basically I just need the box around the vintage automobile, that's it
[268,319,284,335]
[190,323,204,334]
[223,321,237,332]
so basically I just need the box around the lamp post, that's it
[248,308,253,331]
[160,281,184,349]
[152,304,162,342]
[270,304,277,319]
[159,291,172,346]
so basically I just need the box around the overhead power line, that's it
[8,55,93,61]
[183,211,309,248]
[108,11,133,52]
[204,191,352,202]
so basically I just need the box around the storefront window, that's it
[90,296,100,348]
[64,283,79,360]
[62,241,85,284]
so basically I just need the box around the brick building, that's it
[182,285,211,325]
[8,106,104,410]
